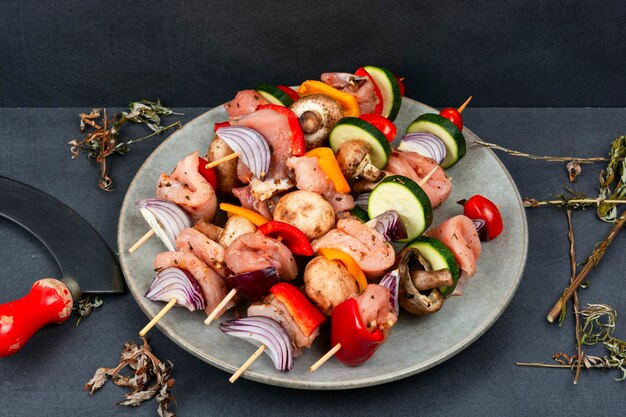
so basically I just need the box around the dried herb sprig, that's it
[546,210,626,323]
[518,304,626,381]
[597,136,626,222]
[69,100,182,191]
[469,137,610,164]
[73,296,103,327]
[85,336,175,416]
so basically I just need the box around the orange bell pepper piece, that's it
[219,203,269,226]
[317,247,367,293]
[297,80,360,117]
[304,147,351,194]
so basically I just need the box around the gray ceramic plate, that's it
[118,97,528,390]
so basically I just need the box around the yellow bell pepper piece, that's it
[317,247,368,293]
[297,80,360,117]
[304,147,351,194]
[219,203,269,227]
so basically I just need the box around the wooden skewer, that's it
[139,298,178,337]
[457,96,472,114]
[308,343,342,372]
[206,153,239,169]
[204,288,237,325]
[418,166,438,186]
[128,229,155,253]
[229,344,266,383]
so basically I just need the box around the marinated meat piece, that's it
[224,90,268,118]
[232,185,272,219]
[175,228,227,277]
[354,284,397,338]
[311,218,395,279]
[425,215,481,277]
[157,152,217,222]
[321,72,380,115]
[224,231,298,280]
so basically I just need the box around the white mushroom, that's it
[289,95,343,149]
[335,139,384,182]
[273,190,335,240]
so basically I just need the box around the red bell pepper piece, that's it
[277,85,300,102]
[270,282,326,337]
[213,120,231,132]
[331,297,384,366]
[258,221,314,256]
[355,67,384,116]
[396,75,406,97]
[197,157,218,190]
[257,104,306,156]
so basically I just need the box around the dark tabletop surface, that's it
[1,107,625,416]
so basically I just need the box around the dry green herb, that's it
[597,136,626,223]
[73,296,103,327]
[85,337,175,416]
[69,100,182,191]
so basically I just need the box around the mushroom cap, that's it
[290,94,343,149]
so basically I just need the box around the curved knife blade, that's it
[0,176,124,294]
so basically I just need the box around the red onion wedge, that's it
[379,269,400,315]
[398,133,447,165]
[472,218,489,241]
[145,267,206,311]
[226,267,280,301]
[137,198,192,251]
[355,192,370,210]
[216,126,271,180]
[366,210,408,242]
[220,316,294,371]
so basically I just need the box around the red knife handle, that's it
[0,278,76,357]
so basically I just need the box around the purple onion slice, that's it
[366,210,408,242]
[137,198,191,251]
[225,267,279,301]
[379,269,400,315]
[472,218,489,241]
[398,132,447,165]
[355,192,370,210]
[145,267,205,311]
[216,126,271,180]
[220,316,294,371]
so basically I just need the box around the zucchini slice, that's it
[350,206,370,223]
[329,117,392,169]
[363,66,402,121]
[255,83,294,107]
[407,236,460,296]
[406,113,466,169]
[368,175,432,242]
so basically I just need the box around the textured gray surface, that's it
[1,108,626,415]
[1,0,625,107]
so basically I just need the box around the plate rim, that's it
[117,97,528,390]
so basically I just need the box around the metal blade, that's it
[0,176,124,294]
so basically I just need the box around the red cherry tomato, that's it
[395,75,405,97]
[197,157,218,190]
[462,195,503,240]
[439,108,463,131]
[359,114,397,142]
[277,85,300,102]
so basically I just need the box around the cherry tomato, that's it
[461,195,503,240]
[197,157,218,190]
[439,108,463,131]
[276,85,300,102]
[359,114,397,142]
[395,75,405,97]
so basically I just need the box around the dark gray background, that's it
[1,0,625,107]
[2,1,626,416]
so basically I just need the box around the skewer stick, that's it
[308,343,342,372]
[229,344,266,383]
[418,166,438,186]
[128,229,155,253]
[204,288,237,325]
[206,153,239,169]
[457,96,472,114]
[139,298,177,337]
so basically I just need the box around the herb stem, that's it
[516,362,574,368]
[470,138,611,164]
[547,211,626,323]
[566,209,583,384]
[524,198,626,208]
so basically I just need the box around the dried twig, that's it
[566,209,583,384]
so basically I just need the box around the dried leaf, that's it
[73,296,103,326]
[85,368,113,394]
[598,136,626,222]
[567,161,582,182]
